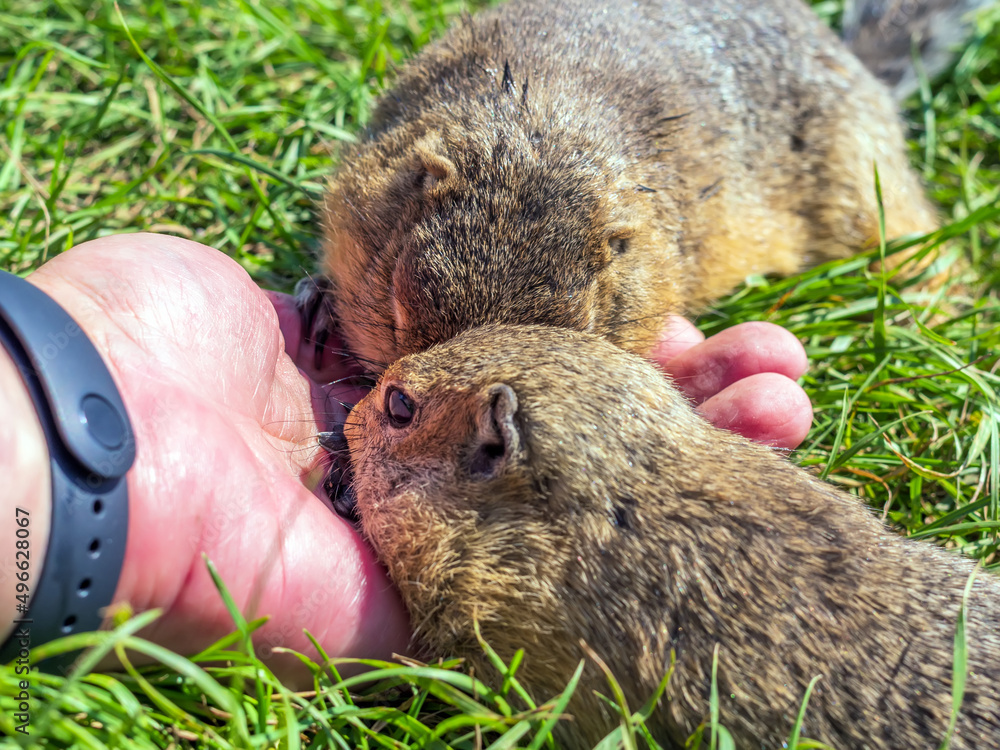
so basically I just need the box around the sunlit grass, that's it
[0,0,997,746]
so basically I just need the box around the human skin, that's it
[0,233,810,683]
[0,335,52,642]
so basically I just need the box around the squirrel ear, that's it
[469,384,520,478]
[593,225,634,271]
[411,133,456,191]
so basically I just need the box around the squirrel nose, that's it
[319,384,355,452]
[318,423,347,452]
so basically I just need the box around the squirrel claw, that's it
[293,276,336,371]
[332,485,358,522]
[323,460,358,522]
[320,420,358,521]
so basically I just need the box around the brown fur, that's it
[343,325,1000,749]
[317,0,941,371]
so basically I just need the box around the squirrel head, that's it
[322,107,680,373]
[342,324,710,666]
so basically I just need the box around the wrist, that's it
[0,345,52,643]
[0,268,134,666]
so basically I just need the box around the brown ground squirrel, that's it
[336,324,1000,749]
[843,0,993,100]
[304,0,979,370]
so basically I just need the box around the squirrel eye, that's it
[609,237,629,256]
[385,387,415,427]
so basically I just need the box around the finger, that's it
[696,372,813,449]
[662,321,807,404]
[649,315,706,365]
[266,290,304,361]
[266,289,368,434]
[114,405,410,687]
[261,510,412,687]
[267,289,368,392]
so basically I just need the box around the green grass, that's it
[1,0,999,747]
[0,0,469,281]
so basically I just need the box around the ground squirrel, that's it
[843,0,992,100]
[333,324,1000,749]
[302,0,984,370]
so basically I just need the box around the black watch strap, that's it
[0,269,135,667]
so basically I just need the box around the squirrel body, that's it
[317,0,950,368]
[342,324,1000,749]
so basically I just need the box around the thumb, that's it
[241,493,412,686]
[649,316,706,368]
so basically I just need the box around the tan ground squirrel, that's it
[301,0,986,370]
[333,324,1000,749]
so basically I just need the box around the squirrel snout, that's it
[319,419,360,521]
[318,423,347,453]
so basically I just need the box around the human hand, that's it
[26,234,409,684]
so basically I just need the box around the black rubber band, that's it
[0,269,134,668]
